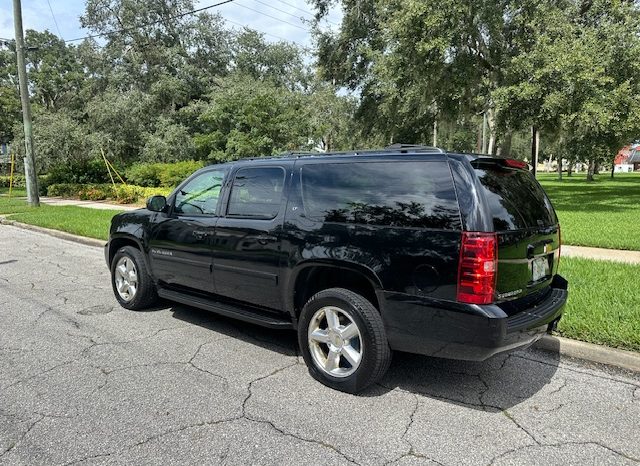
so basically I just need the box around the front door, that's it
[148,168,227,293]
[212,165,288,310]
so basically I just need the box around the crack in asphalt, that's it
[501,410,541,446]
[1,358,84,391]
[0,414,45,458]
[63,361,360,466]
[486,440,640,465]
[513,354,640,389]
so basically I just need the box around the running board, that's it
[158,288,294,329]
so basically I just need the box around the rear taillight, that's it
[457,232,498,305]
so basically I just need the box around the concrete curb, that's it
[535,335,640,373]
[0,217,104,249]
[1,218,639,373]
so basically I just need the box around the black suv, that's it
[106,146,567,393]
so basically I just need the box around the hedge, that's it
[125,160,204,188]
[47,183,172,204]
[0,175,26,188]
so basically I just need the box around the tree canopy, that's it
[1,0,639,181]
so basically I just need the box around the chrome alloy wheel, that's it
[307,306,363,378]
[114,256,138,302]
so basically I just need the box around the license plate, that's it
[532,256,550,281]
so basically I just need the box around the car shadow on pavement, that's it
[170,304,300,357]
[169,304,560,410]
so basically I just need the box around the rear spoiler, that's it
[470,157,531,171]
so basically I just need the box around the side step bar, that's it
[158,288,294,330]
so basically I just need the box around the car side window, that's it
[174,169,227,216]
[227,167,285,219]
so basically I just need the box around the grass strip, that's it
[538,173,640,251]
[0,194,118,240]
[557,257,640,352]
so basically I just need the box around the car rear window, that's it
[472,163,557,231]
[300,161,461,229]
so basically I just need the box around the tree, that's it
[494,0,640,180]
[311,0,542,149]
[193,76,311,161]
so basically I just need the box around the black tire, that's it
[298,288,392,394]
[110,246,158,310]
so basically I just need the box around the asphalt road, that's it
[1,225,639,466]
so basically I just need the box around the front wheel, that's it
[110,246,158,310]
[298,288,392,393]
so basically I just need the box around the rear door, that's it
[471,160,560,302]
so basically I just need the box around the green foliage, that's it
[0,175,25,188]
[194,77,310,160]
[46,182,171,204]
[125,160,204,187]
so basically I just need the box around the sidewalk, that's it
[39,196,139,211]
[562,245,640,264]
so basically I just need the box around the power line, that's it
[229,1,311,32]
[64,0,236,43]
[272,0,339,26]
[222,16,311,51]
[45,0,64,40]
[251,0,309,24]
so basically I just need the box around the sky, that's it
[0,0,342,48]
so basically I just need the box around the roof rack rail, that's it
[385,143,445,153]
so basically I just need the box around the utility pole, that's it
[13,0,39,206]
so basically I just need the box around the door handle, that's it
[255,235,274,245]
[193,230,209,239]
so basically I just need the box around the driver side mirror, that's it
[146,195,167,213]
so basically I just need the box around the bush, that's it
[47,183,172,204]
[0,175,26,188]
[125,160,204,188]
[47,183,115,200]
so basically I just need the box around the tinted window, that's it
[174,169,226,215]
[473,163,557,230]
[227,167,285,219]
[300,161,460,229]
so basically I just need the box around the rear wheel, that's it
[298,288,392,393]
[110,246,157,310]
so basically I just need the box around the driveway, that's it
[0,226,639,465]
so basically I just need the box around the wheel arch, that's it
[108,234,149,270]
[287,261,384,318]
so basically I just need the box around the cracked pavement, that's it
[1,226,639,465]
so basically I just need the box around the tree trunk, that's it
[487,109,496,155]
[568,162,573,177]
[499,132,513,156]
[611,162,615,179]
[557,157,563,181]
[476,121,483,153]
[432,119,438,147]
[587,159,595,181]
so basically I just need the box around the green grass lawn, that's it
[557,257,640,352]
[0,194,118,240]
[537,172,640,250]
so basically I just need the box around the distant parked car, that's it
[105,145,568,393]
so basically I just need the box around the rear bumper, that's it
[380,275,568,361]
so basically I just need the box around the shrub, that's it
[47,183,171,204]
[0,175,26,188]
[125,160,204,188]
